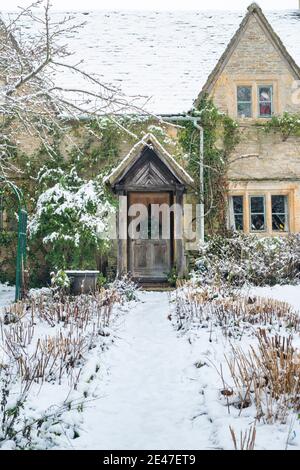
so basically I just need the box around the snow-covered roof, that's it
[2,8,300,114]
[106,133,194,188]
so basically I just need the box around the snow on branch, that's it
[0,0,149,179]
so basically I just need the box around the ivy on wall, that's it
[259,112,300,142]
[178,97,240,235]
[0,230,17,284]
[1,115,180,286]
[0,184,19,285]
[1,105,240,284]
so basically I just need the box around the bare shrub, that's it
[0,284,130,448]
[229,424,256,450]
[195,233,300,287]
[174,285,300,338]
[226,331,300,423]
[6,329,88,387]
[31,290,120,328]
[0,288,121,388]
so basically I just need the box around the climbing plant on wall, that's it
[1,118,124,285]
[259,112,300,142]
[1,114,186,285]
[178,97,240,235]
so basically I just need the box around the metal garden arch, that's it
[0,177,27,301]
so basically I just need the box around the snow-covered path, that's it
[74,292,212,450]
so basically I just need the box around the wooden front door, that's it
[128,192,172,281]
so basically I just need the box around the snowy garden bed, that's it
[2,277,300,450]
[0,279,137,450]
[170,282,300,450]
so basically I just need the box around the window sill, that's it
[257,115,273,119]
[249,230,267,234]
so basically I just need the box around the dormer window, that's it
[237,86,252,118]
[258,85,273,117]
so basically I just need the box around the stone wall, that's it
[211,15,300,116]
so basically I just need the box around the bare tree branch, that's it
[0,0,151,179]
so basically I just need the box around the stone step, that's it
[139,282,174,292]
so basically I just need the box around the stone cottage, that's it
[199,3,300,237]
[1,3,300,284]
[105,3,300,281]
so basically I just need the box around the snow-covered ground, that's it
[71,286,300,451]
[1,284,300,450]
[250,285,300,311]
[0,283,15,309]
[73,292,211,450]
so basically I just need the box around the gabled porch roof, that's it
[105,133,194,189]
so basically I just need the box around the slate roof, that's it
[2,7,300,114]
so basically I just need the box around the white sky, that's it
[0,0,297,11]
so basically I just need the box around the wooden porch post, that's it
[117,191,128,278]
[175,188,186,278]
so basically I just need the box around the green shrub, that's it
[29,168,115,271]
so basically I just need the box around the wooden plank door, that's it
[128,192,172,281]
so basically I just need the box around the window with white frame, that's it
[250,196,266,231]
[258,85,273,117]
[230,196,244,231]
[237,86,252,118]
[272,195,289,232]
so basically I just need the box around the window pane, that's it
[272,195,285,213]
[259,87,272,102]
[237,86,252,102]
[233,196,243,214]
[260,102,272,116]
[251,214,265,231]
[250,196,265,231]
[237,86,252,118]
[259,86,272,116]
[272,195,288,232]
[238,102,252,118]
[272,214,286,232]
[251,196,264,213]
[234,215,244,231]
[231,196,244,231]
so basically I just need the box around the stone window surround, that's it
[228,189,293,235]
[234,78,278,120]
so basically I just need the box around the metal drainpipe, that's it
[192,119,205,244]
[162,115,205,245]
